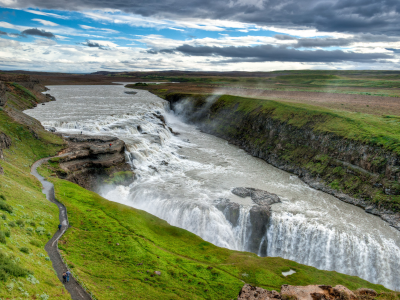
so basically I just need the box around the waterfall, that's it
[25,85,400,291]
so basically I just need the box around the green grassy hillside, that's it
[0,103,68,298]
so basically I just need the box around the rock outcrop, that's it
[215,188,280,254]
[0,81,6,107]
[0,132,11,175]
[238,284,281,300]
[238,284,362,300]
[55,133,133,190]
[166,93,400,231]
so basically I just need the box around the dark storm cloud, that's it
[80,39,108,50]
[274,35,297,40]
[0,30,8,36]
[386,48,400,53]
[276,34,400,48]
[164,44,393,63]
[6,0,400,35]
[21,28,55,38]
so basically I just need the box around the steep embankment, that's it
[165,93,400,230]
[0,76,70,298]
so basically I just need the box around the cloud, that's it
[2,0,400,36]
[79,39,112,49]
[21,28,55,38]
[79,24,119,34]
[24,9,69,19]
[32,18,59,26]
[164,44,393,63]
[274,35,297,40]
[0,30,8,36]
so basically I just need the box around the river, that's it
[25,84,400,291]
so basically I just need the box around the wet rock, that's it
[232,187,281,206]
[248,204,270,253]
[232,187,251,198]
[214,198,240,227]
[238,284,281,300]
[153,113,166,124]
[46,127,57,133]
[45,93,56,101]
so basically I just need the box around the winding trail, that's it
[31,157,92,300]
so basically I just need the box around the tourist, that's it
[62,272,67,283]
[66,270,71,282]
[58,224,62,231]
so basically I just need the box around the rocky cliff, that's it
[53,133,133,190]
[166,93,400,231]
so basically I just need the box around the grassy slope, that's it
[0,107,68,298]
[35,163,391,299]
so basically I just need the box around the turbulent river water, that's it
[26,84,400,291]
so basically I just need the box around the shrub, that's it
[1,214,6,220]
[0,251,29,281]
[8,221,16,227]
[4,230,10,237]
[16,219,24,227]
[0,231,6,244]
[0,195,5,201]
[0,200,12,213]
[35,227,45,235]
[29,221,36,227]
[20,247,29,254]
[30,240,41,247]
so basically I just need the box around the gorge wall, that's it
[165,93,400,231]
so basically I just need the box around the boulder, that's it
[238,284,281,300]
[231,187,281,206]
[280,285,356,300]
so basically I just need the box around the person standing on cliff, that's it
[62,272,67,283]
[58,224,62,231]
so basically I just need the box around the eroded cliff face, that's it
[0,132,11,175]
[54,133,133,191]
[0,81,6,107]
[166,93,400,231]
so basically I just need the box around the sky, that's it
[0,0,399,72]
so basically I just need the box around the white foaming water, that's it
[26,84,400,290]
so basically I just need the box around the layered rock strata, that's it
[55,133,133,190]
